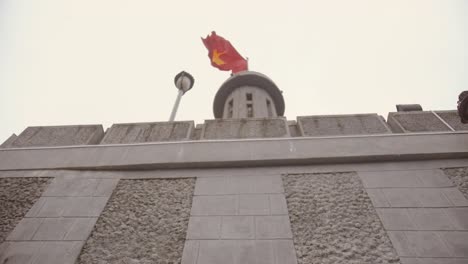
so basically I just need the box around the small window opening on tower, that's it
[246,93,252,101]
[247,103,254,118]
[266,99,273,117]
[228,99,234,118]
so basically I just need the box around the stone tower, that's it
[213,71,285,119]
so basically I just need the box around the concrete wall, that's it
[7,125,104,148]
[201,118,289,139]
[388,111,452,133]
[0,134,17,148]
[100,121,193,144]
[297,114,391,136]
[435,110,468,131]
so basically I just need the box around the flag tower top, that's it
[213,71,285,119]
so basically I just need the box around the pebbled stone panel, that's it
[0,177,51,242]
[283,172,400,264]
[77,178,195,264]
[443,167,468,199]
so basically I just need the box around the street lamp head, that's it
[174,71,194,94]
[458,91,468,124]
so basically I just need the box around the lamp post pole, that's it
[169,71,194,122]
[169,89,184,122]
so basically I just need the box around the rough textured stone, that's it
[436,111,468,131]
[387,112,451,133]
[9,125,104,148]
[77,178,195,264]
[100,121,193,144]
[0,177,51,242]
[202,118,288,139]
[443,167,468,199]
[283,172,400,264]
[298,114,391,136]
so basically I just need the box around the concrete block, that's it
[273,240,298,264]
[201,118,289,139]
[255,216,292,239]
[93,179,119,197]
[360,169,453,188]
[365,189,390,207]
[436,110,468,131]
[194,177,236,195]
[0,241,43,264]
[43,177,100,197]
[413,189,452,207]
[382,189,422,207]
[404,231,451,257]
[442,188,468,206]
[100,121,193,144]
[401,258,468,264]
[181,240,199,264]
[406,209,454,230]
[62,197,108,217]
[297,114,391,136]
[387,112,451,133]
[186,216,221,239]
[387,231,416,257]
[359,171,424,188]
[6,218,43,241]
[30,197,69,218]
[32,218,75,241]
[191,195,237,216]
[238,195,270,215]
[269,194,288,215]
[419,170,454,187]
[10,125,104,148]
[445,208,468,230]
[376,209,416,230]
[287,121,301,137]
[237,240,275,264]
[440,232,468,257]
[0,133,17,148]
[221,216,255,239]
[32,241,84,264]
[197,240,236,264]
[63,218,98,241]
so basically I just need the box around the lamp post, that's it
[169,71,194,121]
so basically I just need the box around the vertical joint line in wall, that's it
[431,111,455,131]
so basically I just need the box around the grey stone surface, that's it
[0,177,50,242]
[436,111,468,131]
[184,240,297,264]
[288,121,301,137]
[3,132,468,171]
[100,121,193,144]
[444,167,468,199]
[374,188,461,208]
[202,118,288,139]
[0,134,17,148]
[9,125,104,148]
[387,112,451,133]
[297,114,391,136]
[77,178,195,264]
[359,169,454,188]
[283,172,400,264]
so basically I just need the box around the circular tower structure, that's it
[213,71,285,119]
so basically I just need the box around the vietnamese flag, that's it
[202,31,248,74]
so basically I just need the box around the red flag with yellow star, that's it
[202,31,248,74]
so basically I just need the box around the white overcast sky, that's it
[0,0,467,142]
